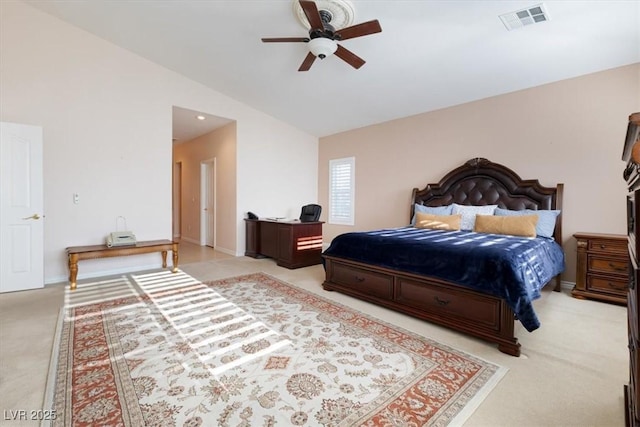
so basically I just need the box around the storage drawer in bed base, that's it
[322,256,520,357]
[396,277,502,331]
[331,262,393,300]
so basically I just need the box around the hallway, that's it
[177,240,235,264]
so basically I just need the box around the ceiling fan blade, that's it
[298,52,316,71]
[334,44,366,69]
[262,37,309,43]
[335,19,382,41]
[299,0,324,30]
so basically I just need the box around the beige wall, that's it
[0,1,318,283]
[319,63,640,282]
[173,122,237,253]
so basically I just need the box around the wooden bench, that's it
[66,239,179,290]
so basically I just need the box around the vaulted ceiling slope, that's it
[24,0,640,137]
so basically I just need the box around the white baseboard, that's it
[45,263,164,286]
[176,238,236,256]
[213,246,236,256]
[560,280,575,291]
[180,236,200,245]
[175,237,235,256]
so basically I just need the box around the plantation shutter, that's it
[328,157,355,225]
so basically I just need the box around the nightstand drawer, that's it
[588,238,627,254]
[586,274,628,295]
[588,255,629,276]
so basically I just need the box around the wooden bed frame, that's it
[322,158,563,356]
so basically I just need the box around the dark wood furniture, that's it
[572,232,628,304]
[623,112,640,427]
[245,219,323,268]
[66,240,178,290]
[323,158,563,357]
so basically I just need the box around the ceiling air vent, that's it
[499,3,549,31]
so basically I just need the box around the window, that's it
[328,157,355,225]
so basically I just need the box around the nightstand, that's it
[571,232,628,304]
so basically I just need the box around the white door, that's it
[205,160,215,247]
[0,122,44,292]
[200,159,216,247]
[172,161,182,239]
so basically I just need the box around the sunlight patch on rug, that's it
[44,271,506,426]
[63,275,141,308]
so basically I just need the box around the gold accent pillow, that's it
[415,213,462,231]
[473,214,538,237]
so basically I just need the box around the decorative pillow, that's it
[411,204,453,225]
[414,213,461,231]
[451,204,498,230]
[494,208,561,238]
[474,214,538,237]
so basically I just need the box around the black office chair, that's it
[299,204,322,222]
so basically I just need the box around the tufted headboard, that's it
[410,157,564,246]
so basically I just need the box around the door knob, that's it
[22,213,40,220]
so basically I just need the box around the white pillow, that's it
[452,204,498,230]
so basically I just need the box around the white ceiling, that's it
[171,106,234,144]
[25,0,640,139]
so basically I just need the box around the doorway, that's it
[171,105,233,250]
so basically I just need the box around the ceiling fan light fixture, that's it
[308,37,337,59]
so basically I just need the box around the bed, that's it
[321,157,565,356]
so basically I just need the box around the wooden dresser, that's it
[623,112,640,427]
[571,232,628,305]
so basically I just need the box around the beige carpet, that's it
[0,250,628,426]
[43,270,506,426]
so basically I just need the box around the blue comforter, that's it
[323,227,565,331]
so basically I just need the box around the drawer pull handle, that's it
[600,244,608,249]
[434,296,450,306]
[609,263,626,272]
[354,276,365,282]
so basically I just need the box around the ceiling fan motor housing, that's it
[309,9,336,40]
[318,9,335,32]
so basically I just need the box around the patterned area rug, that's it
[44,271,506,426]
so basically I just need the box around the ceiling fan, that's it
[261,0,382,71]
